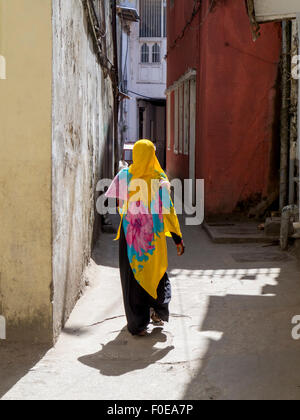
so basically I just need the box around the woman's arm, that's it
[171,233,185,256]
[171,232,182,245]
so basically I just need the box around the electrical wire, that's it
[127,89,165,100]
[166,0,215,57]
[166,0,202,56]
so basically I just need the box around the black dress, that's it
[119,226,182,336]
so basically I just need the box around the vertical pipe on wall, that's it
[289,20,298,205]
[280,21,291,211]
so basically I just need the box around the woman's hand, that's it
[176,242,185,256]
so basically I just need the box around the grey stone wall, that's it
[52,0,115,340]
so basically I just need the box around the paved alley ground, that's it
[2,218,300,400]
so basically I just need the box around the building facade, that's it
[0,0,116,343]
[166,0,282,216]
[118,0,167,166]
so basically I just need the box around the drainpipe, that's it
[280,21,290,211]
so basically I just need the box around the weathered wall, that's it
[0,0,53,342]
[167,0,282,215]
[52,0,114,340]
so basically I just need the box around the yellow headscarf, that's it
[130,139,162,179]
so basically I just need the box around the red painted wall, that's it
[166,0,282,215]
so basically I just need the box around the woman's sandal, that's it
[136,330,149,337]
[151,312,164,326]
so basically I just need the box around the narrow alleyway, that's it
[2,218,300,400]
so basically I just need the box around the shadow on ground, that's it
[0,343,49,399]
[3,217,300,400]
[173,225,300,400]
[92,214,300,399]
[78,327,174,376]
[181,268,300,400]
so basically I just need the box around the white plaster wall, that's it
[52,0,114,340]
[120,0,167,143]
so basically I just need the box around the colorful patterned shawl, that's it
[106,140,182,299]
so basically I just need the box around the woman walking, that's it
[106,140,184,336]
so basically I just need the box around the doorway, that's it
[138,99,167,169]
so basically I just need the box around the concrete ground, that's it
[2,217,300,400]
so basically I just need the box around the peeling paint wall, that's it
[52,0,115,340]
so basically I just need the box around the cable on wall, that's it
[165,0,216,58]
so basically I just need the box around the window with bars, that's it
[141,43,150,63]
[140,0,167,38]
[171,77,196,156]
[152,43,161,63]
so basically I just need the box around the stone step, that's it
[203,222,279,244]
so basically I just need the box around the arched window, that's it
[152,43,161,63]
[141,43,150,63]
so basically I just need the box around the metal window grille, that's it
[141,43,150,63]
[140,0,163,38]
[167,93,171,151]
[174,87,179,154]
[152,43,161,63]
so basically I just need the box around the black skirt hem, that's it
[119,227,171,335]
